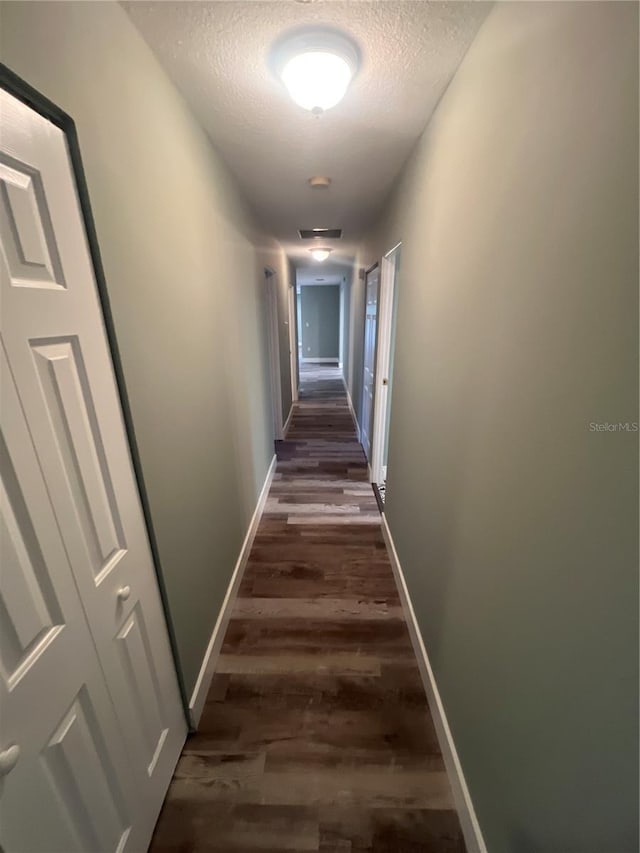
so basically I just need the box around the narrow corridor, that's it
[2,4,636,850]
[149,366,465,852]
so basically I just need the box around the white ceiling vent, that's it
[298,228,342,240]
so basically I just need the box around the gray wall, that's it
[359,2,638,850]
[300,285,340,360]
[0,0,290,699]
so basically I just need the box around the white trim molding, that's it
[381,514,487,853]
[287,284,299,403]
[188,453,278,727]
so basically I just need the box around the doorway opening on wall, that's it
[296,277,343,398]
[264,268,284,440]
[298,282,341,363]
[360,262,380,464]
[370,243,401,506]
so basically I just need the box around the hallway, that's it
[1,3,637,850]
[149,369,465,852]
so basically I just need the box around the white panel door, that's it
[0,89,186,846]
[370,246,400,487]
[0,347,144,853]
[361,265,379,459]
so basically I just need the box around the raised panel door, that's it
[0,87,186,849]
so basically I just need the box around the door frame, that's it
[339,280,345,371]
[360,262,380,458]
[264,268,284,440]
[288,281,298,403]
[0,62,190,715]
[370,242,402,487]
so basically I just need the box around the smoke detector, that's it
[308,176,331,188]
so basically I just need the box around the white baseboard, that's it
[344,382,361,439]
[301,357,340,363]
[283,405,294,437]
[380,514,487,853]
[188,453,277,727]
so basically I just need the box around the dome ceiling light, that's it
[309,247,332,262]
[271,28,360,114]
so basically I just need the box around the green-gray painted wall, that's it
[353,2,638,849]
[300,285,340,360]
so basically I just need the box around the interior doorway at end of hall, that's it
[298,281,342,380]
[369,243,401,508]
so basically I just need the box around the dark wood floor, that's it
[150,365,466,852]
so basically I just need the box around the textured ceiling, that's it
[123,1,491,265]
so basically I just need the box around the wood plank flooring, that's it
[150,365,466,852]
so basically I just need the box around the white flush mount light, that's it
[309,247,332,262]
[271,28,360,113]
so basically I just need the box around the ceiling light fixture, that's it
[309,247,332,262]
[271,28,359,113]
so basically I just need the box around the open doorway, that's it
[299,282,341,366]
[360,263,380,462]
[370,243,401,505]
[296,280,342,396]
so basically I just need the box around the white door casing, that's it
[287,283,298,404]
[0,88,186,849]
[361,265,379,460]
[370,244,401,486]
[339,281,345,370]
